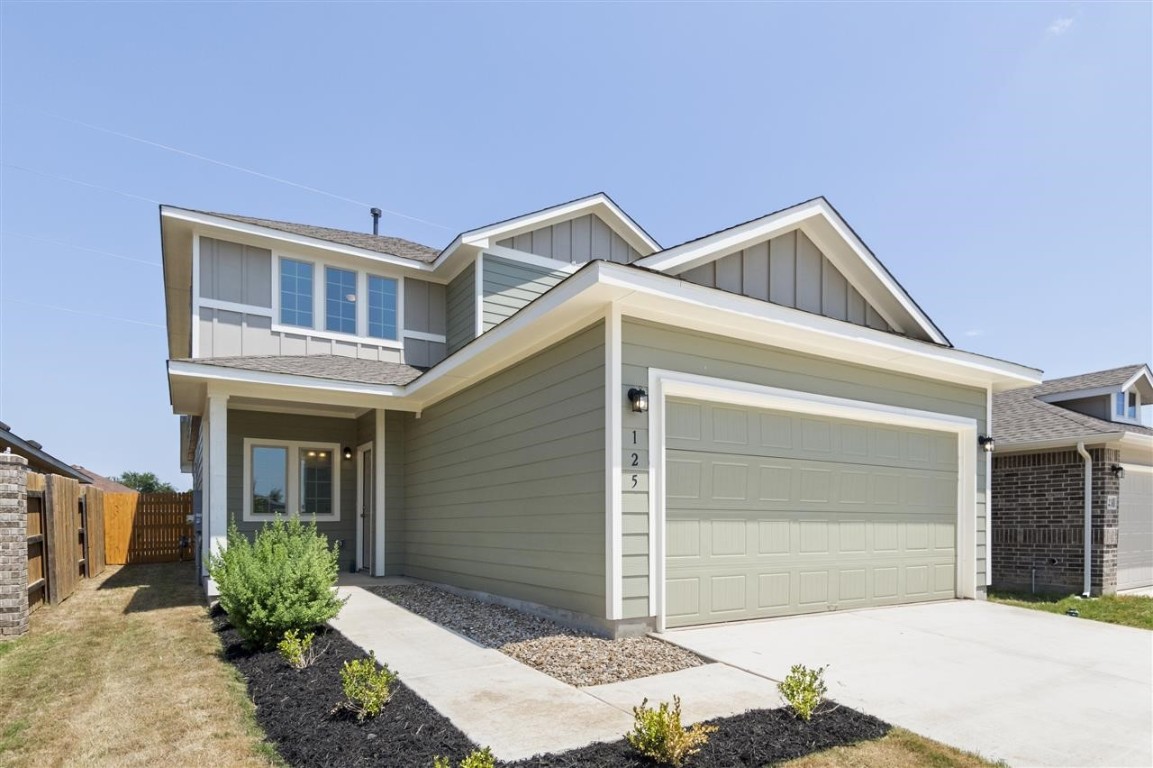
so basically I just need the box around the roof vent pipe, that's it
[370,207,382,236]
[1076,441,1093,597]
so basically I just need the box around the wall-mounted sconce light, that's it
[978,435,996,453]
[627,387,649,413]
[343,446,353,461]
[1110,464,1125,479]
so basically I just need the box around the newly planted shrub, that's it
[277,629,321,670]
[208,517,346,649]
[432,748,496,768]
[778,663,828,721]
[340,652,397,721]
[626,695,717,767]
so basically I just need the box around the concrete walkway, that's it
[330,585,781,761]
[662,600,1153,768]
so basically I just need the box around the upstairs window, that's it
[325,267,358,334]
[367,275,398,340]
[280,258,314,327]
[1116,391,1139,421]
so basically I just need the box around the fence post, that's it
[0,453,29,638]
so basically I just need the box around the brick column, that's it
[0,453,29,638]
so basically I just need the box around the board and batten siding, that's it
[199,237,272,308]
[226,410,358,569]
[496,214,643,265]
[620,318,989,620]
[403,279,448,368]
[355,410,407,575]
[446,262,476,355]
[403,323,607,619]
[198,308,405,362]
[482,254,568,332]
[680,229,893,333]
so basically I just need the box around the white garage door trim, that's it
[647,369,979,631]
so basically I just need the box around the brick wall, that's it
[0,453,29,638]
[991,447,1120,595]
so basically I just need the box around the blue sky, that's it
[1,2,1149,488]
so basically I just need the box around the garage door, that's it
[665,399,958,627]
[1117,469,1153,592]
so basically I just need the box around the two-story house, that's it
[161,193,1040,636]
[991,365,1153,596]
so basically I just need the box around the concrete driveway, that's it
[663,600,1152,767]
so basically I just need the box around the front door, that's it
[361,448,373,571]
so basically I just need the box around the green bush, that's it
[207,517,346,649]
[340,652,397,721]
[277,629,319,670]
[433,748,496,768]
[626,695,717,767]
[778,663,828,721]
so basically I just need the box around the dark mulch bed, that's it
[214,608,889,767]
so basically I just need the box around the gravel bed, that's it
[371,583,706,687]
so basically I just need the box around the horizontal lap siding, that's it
[482,255,567,331]
[622,319,989,614]
[403,323,606,617]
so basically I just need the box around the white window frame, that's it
[277,255,318,330]
[242,437,342,522]
[1114,390,1143,425]
[324,265,359,334]
[366,273,401,341]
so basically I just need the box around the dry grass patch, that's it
[0,563,277,768]
[779,727,1005,768]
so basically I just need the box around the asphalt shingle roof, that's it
[183,355,425,386]
[200,211,441,263]
[994,364,1153,445]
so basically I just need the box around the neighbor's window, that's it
[280,258,314,327]
[325,267,358,334]
[250,446,288,515]
[299,448,334,516]
[367,275,398,340]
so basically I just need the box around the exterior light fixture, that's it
[627,387,649,413]
[978,435,995,453]
[1110,464,1125,479]
[343,446,353,461]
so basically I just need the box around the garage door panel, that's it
[1118,470,1152,591]
[665,399,958,628]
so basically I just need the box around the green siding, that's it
[403,323,606,617]
[446,263,475,355]
[481,254,567,331]
[621,319,989,618]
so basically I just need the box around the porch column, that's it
[373,409,386,577]
[204,390,229,590]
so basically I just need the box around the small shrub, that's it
[277,629,320,670]
[208,516,347,649]
[626,695,717,767]
[340,652,397,721]
[778,663,828,722]
[433,748,496,768]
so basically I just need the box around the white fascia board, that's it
[484,245,582,274]
[161,207,440,273]
[457,194,659,255]
[1037,386,1119,404]
[1122,366,1153,398]
[996,434,1129,453]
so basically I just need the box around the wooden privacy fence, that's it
[25,472,107,611]
[104,492,193,565]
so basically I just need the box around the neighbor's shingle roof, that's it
[994,364,1153,445]
[183,355,425,386]
[199,211,441,263]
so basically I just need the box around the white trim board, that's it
[645,369,979,633]
[240,437,343,523]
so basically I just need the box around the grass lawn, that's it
[782,727,1005,768]
[0,562,277,768]
[988,590,1153,630]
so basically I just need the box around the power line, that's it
[0,296,165,329]
[4,231,161,267]
[17,106,456,232]
[1,162,161,204]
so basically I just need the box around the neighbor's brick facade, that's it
[0,453,29,638]
[991,447,1120,595]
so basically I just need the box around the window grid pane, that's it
[326,267,358,334]
[280,259,314,327]
[251,446,288,515]
[367,275,398,340]
[299,448,333,515]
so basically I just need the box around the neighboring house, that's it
[71,466,138,494]
[161,193,1041,635]
[991,365,1153,596]
[0,421,90,482]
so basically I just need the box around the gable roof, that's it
[634,197,950,346]
[0,422,90,482]
[994,365,1153,447]
[1032,364,1153,401]
[194,211,441,263]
